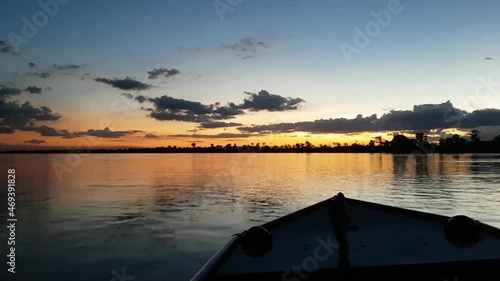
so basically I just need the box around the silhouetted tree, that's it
[470,130,480,143]
[415,132,424,143]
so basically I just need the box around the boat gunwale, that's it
[192,195,500,280]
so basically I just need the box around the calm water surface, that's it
[0,153,499,280]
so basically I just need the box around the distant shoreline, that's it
[2,148,500,154]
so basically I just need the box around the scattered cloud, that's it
[24,139,46,144]
[121,93,134,99]
[135,95,147,103]
[95,77,152,91]
[28,62,37,68]
[0,126,15,134]
[241,90,305,111]
[0,41,16,55]
[52,64,82,70]
[86,127,143,138]
[170,132,264,139]
[221,37,268,54]
[33,72,51,79]
[145,133,159,138]
[199,121,242,129]
[238,101,500,135]
[147,68,180,79]
[24,86,42,94]
[0,85,21,97]
[131,90,304,123]
[241,55,255,60]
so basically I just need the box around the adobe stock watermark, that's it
[212,0,244,21]
[7,0,70,53]
[339,0,405,63]
[281,235,338,281]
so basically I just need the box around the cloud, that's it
[0,99,61,130]
[85,127,142,138]
[53,64,82,70]
[145,133,160,138]
[95,77,152,91]
[16,125,64,136]
[0,126,15,134]
[221,37,268,54]
[147,68,180,79]
[238,101,500,135]
[170,132,264,139]
[147,96,213,122]
[132,91,303,123]
[240,90,305,111]
[0,41,16,54]
[34,72,51,79]
[212,103,245,119]
[460,109,500,128]
[121,93,148,103]
[121,93,134,99]
[24,86,42,94]
[241,55,255,60]
[0,86,22,97]
[24,139,46,144]
[135,95,147,103]
[28,62,37,68]
[199,121,242,129]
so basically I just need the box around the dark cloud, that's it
[17,125,64,136]
[170,133,263,139]
[24,86,42,94]
[14,125,141,139]
[0,126,15,134]
[221,37,268,54]
[199,121,242,129]
[241,55,255,60]
[135,95,147,103]
[25,139,46,144]
[121,93,134,99]
[147,68,180,79]
[0,86,21,97]
[95,77,152,91]
[121,93,148,103]
[85,127,142,138]
[461,109,500,128]
[53,64,82,70]
[150,95,213,115]
[241,90,305,111]
[28,62,37,68]
[145,96,249,122]
[0,99,61,129]
[134,91,303,123]
[1,43,16,54]
[145,133,160,138]
[149,111,208,122]
[34,72,51,79]
[212,103,245,119]
[238,101,500,135]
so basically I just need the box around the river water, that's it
[0,153,499,280]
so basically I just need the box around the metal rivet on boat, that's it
[444,215,480,247]
[240,226,273,257]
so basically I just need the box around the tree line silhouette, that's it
[3,130,500,154]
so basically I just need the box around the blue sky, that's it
[1,0,500,148]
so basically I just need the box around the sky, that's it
[1,0,500,150]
